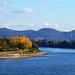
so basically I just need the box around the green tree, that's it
[32,43,38,50]
[4,36,6,41]
[17,42,27,50]
[42,39,49,47]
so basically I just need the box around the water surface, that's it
[0,47,75,75]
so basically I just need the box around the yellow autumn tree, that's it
[8,35,32,49]
[19,49,23,54]
[30,38,38,43]
[0,41,3,48]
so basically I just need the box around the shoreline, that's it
[0,52,50,59]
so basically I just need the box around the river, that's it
[0,47,75,75]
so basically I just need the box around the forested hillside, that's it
[0,28,75,41]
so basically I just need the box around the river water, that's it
[0,47,75,75]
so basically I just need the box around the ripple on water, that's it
[0,47,75,75]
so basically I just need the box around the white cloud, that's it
[2,8,36,14]
[37,0,71,3]
[0,22,74,31]
[44,22,59,27]
[3,1,7,5]
[2,9,10,13]
[43,22,75,31]
[14,8,36,13]
[4,23,34,27]
[44,22,50,26]
[2,24,10,28]
[53,24,59,27]
[5,14,31,18]
[0,1,8,6]
[23,23,34,26]
[36,0,40,2]
[42,0,56,3]
[1,23,35,30]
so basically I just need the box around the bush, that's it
[2,49,6,51]
[19,49,23,54]
[23,52,27,54]
[33,50,37,53]
[18,42,27,50]
[14,48,19,50]
[23,49,30,54]
[32,43,38,50]
[0,48,2,51]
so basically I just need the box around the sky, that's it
[0,0,75,31]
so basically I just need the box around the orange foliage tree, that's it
[8,35,32,49]
[0,41,3,48]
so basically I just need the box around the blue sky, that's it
[0,0,75,31]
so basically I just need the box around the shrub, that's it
[0,48,2,51]
[33,50,37,53]
[2,49,6,51]
[19,49,23,54]
[32,43,38,50]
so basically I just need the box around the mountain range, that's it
[0,28,75,41]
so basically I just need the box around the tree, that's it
[4,36,6,41]
[8,35,32,49]
[38,39,43,46]
[30,38,38,44]
[71,40,75,49]
[0,41,3,48]
[42,39,49,47]
[18,42,27,50]
[32,43,38,50]
[59,41,70,48]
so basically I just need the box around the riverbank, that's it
[0,51,50,59]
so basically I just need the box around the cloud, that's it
[1,24,10,28]
[2,8,36,18]
[23,23,34,26]
[36,0,40,2]
[44,22,50,26]
[2,8,36,14]
[5,14,31,18]
[0,1,8,6]
[1,23,35,30]
[42,0,56,3]
[14,8,36,13]
[37,0,71,3]
[44,22,59,27]
[0,22,74,31]
[43,22,75,31]
[2,9,10,13]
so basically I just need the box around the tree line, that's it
[30,38,75,49]
[0,36,39,53]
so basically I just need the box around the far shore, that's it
[0,51,50,59]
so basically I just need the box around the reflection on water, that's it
[0,47,75,75]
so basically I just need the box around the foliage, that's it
[8,35,32,49]
[32,43,38,50]
[33,50,37,53]
[30,38,38,43]
[30,38,75,49]
[0,36,33,52]
[23,48,41,54]
[23,49,30,54]
[19,49,23,54]
[17,42,27,50]
[0,36,40,54]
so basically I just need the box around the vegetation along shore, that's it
[30,38,75,49]
[0,35,49,58]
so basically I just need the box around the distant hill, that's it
[0,28,75,41]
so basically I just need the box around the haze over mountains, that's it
[0,28,75,41]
